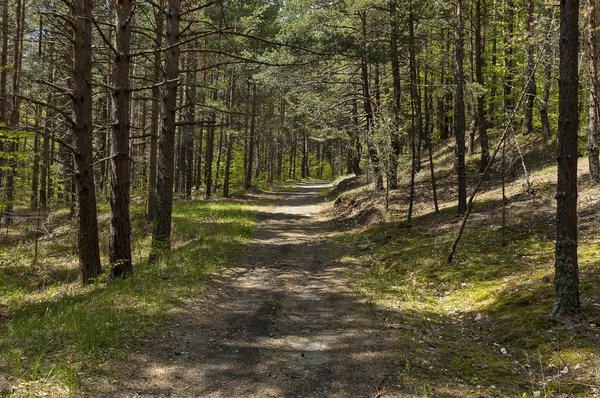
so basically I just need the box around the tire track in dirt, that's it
[94,182,401,398]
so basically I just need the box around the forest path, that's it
[98,182,400,398]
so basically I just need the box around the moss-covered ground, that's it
[332,135,600,397]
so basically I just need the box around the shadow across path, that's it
[94,182,403,398]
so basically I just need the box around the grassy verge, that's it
[0,201,255,397]
[336,214,600,397]
[331,136,600,397]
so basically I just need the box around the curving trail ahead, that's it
[97,182,400,398]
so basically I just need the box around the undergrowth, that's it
[0,201,255,397]
[333,135,600,397]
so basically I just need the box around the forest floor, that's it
[90,181,405,398]
[2,136,600,398]
[324,135,600,397]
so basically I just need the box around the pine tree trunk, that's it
[174,84,185,193]
[183,49,196,199]
[5,0,25,227]
[72,0,102,283]
[350,98,363,176]
[0,0,8,194]
[454,0,467,214]
[522,0,537,135]
[408,1,423,173]
[360,13,383,192]
[503,0,515,116]
[204,115,215,199]
[438,30,447,140]
[586,0,600,184]
[223,132,233,198]
[109,0,133,279]
[151,0,180,259]
[195,119,204,190]
[244,82,256,189]
[467,2,477,157]
[147,0,163,222]
[540,5,553,140]
[476,0,490,171]
[30,114,40,210]
[40,62,54,210]
[489,0,498,129]
[213,125,223,193]
[444,32,454,140]
[0,0,7,126]
[388,0,401,188]
[554,0,580,316]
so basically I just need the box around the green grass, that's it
[333,181,600,396]
[0,201,255,396]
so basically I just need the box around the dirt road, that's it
[98,182,400,397]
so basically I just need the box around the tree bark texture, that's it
[5,0,26,227]
[147,0,164,222]
[109,0,133,279]
[388,0,401,188]
[522,0,537,135]
[72,0,102,283]
[587,0,600,184]
[554,0,580,316]
[476,0,490,171]
[151,0,180,258]
[454,0,467,214]
[540,6,554,140]
[244,82,256,189]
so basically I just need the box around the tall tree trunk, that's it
[292,131,297,179]
[408,1,423,173]
[0,0,8,195]
[204,115,215,199]
[147,0,164,222]
[301,131,309,178]
[244,82,256,189]
[0,0,7,126]
[30,106,42,210]
[183,48,197,199]
[184,131,193,198]
[503,0,515,116]
[40,62,55,210]
[554,0,580,316]
[213,124,223,193]
[72,0,102,283]
[223,133,233,198]
[254,119,261,180]
[454,0,467,214]
[467,1,477,156]
[587,0,600,183]
[277,95,285,180]
[540,5,554,140]
[444,30,454,140]
[476,0,490,171]
[151,0,180,259]
[522,0,537,135]
[195,119,204,190]
[489,0,498,129]
[360,11,383,192]
[5,0,25,227]
[438,29,448,141]
[174,81,185,193]
[109,0,133,279]
[350,98,363,176]
[388,0,401,188]
[424,49,439,214]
